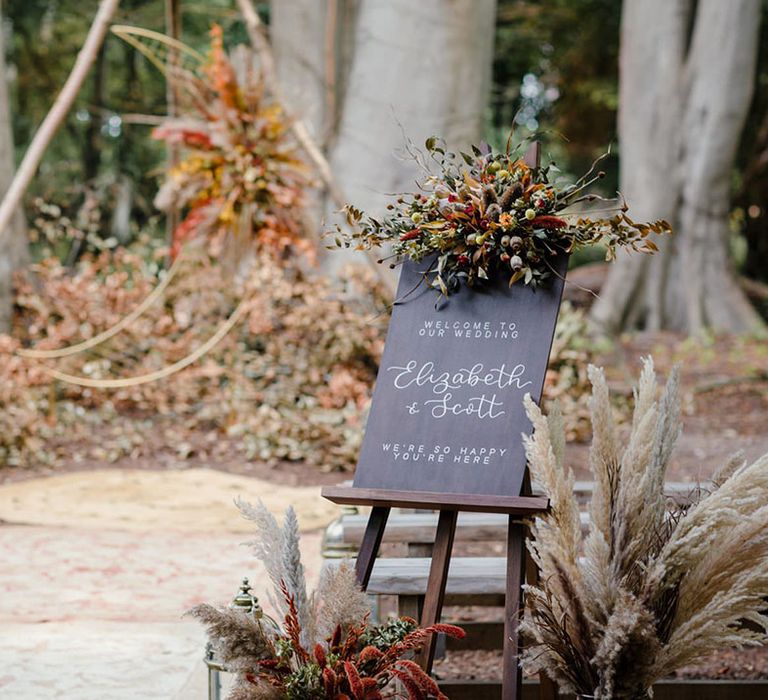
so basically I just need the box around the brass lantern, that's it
[205,577,269,700]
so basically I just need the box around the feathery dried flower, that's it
[521,358,768,699]
[191,500,463,699]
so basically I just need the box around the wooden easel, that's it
[321,483,550,699]
[323,143,561,700]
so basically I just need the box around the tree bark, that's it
[591,0,763,334]
[270,0,329,145]
[0,1,29,332]
[325,0,497,276]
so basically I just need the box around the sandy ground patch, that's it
[0,469,333,699]
[0,467,339,532]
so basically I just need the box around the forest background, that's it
[2,0,767,477]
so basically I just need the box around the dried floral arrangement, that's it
[521,358,768,698]
[334,138,669,295]
[142,25,311,261]
[191,501,464,699]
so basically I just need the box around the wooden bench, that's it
[341,511,591,547]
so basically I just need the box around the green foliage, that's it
[284,663,324,699]
[358,617,418,653]
[491,0,622,183]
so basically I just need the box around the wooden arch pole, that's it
[0,0,121,245]
[164,0,181,249]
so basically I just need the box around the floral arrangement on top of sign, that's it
[521,358,768,699]
[332,138,670,295]
[191,501,464,700]
[150,25,312,262]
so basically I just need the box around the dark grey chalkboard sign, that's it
[353,253,568,498]
[324,144,562,698]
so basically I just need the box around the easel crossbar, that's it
[321,485,549,515]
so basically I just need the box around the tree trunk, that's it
[270,0,334,231]
[590,0,763,334]
[325,0,497,276]
[0,2,29,333]
[271,0,330,145]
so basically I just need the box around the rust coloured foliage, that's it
[2,247,386,470]
[1,246,602,470]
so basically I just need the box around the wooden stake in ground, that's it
[0,0,121,246]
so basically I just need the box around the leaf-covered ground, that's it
[4,325,766,489]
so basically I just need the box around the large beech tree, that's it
[591,0,764,334]
[271,0,497,278]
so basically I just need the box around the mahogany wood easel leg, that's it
[355,506,390,589]
[415,508,458,672]
[502,518,527,700]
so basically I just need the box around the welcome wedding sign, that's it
[353,254,568,498]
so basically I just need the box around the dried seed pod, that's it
[509,236,523,252]
[482,185,498,208]
[498,182,523,211]
[500,235,511,248]
[510,255,523,271]
[485,203,501,222]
